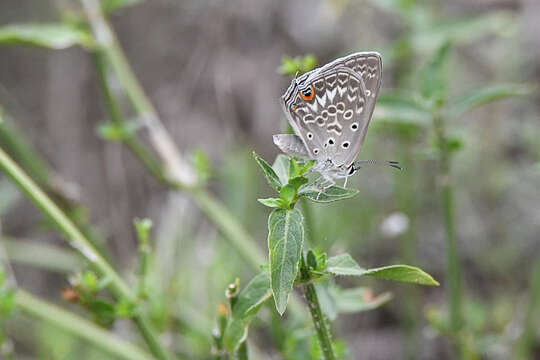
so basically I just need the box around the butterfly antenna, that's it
[354,160,402,170]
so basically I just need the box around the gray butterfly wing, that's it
[315,52,382,127]
[281,67,368,167]
[273,134,309,158]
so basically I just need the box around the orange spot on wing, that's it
[300,85,315,101]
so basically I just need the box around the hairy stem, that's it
[299,255,336,360]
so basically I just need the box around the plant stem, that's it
[433,111,463,352]
[0,146,173,360]
[15,289,153,360]
[299,255,336,360]
[237,342,248,360]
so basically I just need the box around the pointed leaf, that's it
[272,155,290,186]
[223,272,271,352]
[268,209,304,315]
[0,23,93,49]
[300,186,359,203]
[253,152,282,191]
[447,84,535,118]
[325,254,439,286]
[420,41,452,101]
[258,198,287,209]
[361,265,439,286]
[325,254,367,276]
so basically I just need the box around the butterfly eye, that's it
[299,86,314,101]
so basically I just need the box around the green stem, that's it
[299,255,336,360]
[0,147,173,360]
[516,257,540,359]
[2,237,82,273]
[15,289,153,360]
[237,342,248,360]
[93,50,166,182]
[433,111,463,352]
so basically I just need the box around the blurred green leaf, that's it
[224,272,271,352]
[419,41,452,102]
[298,160,315,175]
[445,134,464,153]
[96,121,139,142]
[268,209,304,315]
[115,299,136,319]
[325,253,439,285]
[81,271,99,294]
[447,84,535,118]
[191,149,212,183]
[373,91,431,127]
[272,155,291,186]
[278,54,318,76]
[300,185,359,203]
[334,287,393,314]
[0,23,93,49]
[258,198,287,209]
[412,12,517,52]
[133,218,152,244]
[253,152,282,191]
[101,0,142,13]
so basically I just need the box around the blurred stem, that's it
[0,147,173,360]
[2,236,82,273]
[237,342,248,360]
[15,289,153,360]
[299,255,336,360]
[433,110,463,354]
[395,154,420,360]
[516,257,540,359]
[0,117,106,254]
[93,50,166,183]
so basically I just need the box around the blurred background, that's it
[0,0,539,359]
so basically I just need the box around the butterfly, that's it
[273,52,400,190]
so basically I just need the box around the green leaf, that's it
[298,160,315,175]
[306,250,317,270]
[96,121,139,141]
[258,198,287,209]
[447,84,535,118]
[334,287,393,314]
[272,155,291,186]
[279,184,296,207]
[325,254,367,276]
[101,0,142,13]
[278,54,318,76]
[0,23,93,49]
[253,152,282,191]
[412,12,517,53]
[133,218,152,244]
[289,177,308,193]
[300,185,359,203]
[325,254,439,286]
[373,91,431,127]
[268,209,304,315]
[224,272,272,352]
[361,265,439,286]
[419,41,452,102]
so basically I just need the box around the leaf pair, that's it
[254,153,359,209]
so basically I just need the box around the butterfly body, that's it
[274,52,387,187]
